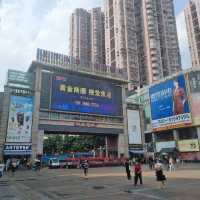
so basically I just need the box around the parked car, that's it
[48,158,60,169]
[66,158,80,169]
[59,160,67,168]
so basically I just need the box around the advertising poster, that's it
[51,74,122,116]
[178,139,200,152]
[139,89,152,133]
[6,96,33,143]
[188,71,200,125]
[149,74,191,131]
[127,110,142,144]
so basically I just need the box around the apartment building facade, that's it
[185,0,200,67]
[104,0,181,88]
[104,0,140,89]
[69,8,105,65]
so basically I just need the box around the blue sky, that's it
[0,0,191,90]
[174,0,189,15]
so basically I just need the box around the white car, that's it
[48,158,60,169]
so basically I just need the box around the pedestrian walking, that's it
[81,160,89,177]
[0,161,5,178]
[11,158,17,176]
[148,157,154,170]
[125,159,131,180]
[169,157,175,172]
[155,161,166,189]
[5,159,11,172]
[133,161,143,186]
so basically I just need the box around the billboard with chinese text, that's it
[51,74,122,116]
[149,74,191,131]
[6,96,33,143]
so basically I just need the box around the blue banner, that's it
[149,74,191,130]
[51,74,122,116]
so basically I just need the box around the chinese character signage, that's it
[188,71,200,125]
[149,74,191,131]
[51,74,122,116]
[6,96,33,143]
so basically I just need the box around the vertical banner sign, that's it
[139,89,152,133]
[6,96,33,143]
[188,71,200,125]
[127,110,142,144]
[149,74,191,131]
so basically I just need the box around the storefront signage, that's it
[4,144,32,155]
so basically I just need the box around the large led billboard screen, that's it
[149,74,192,131]
[51,74,122,116]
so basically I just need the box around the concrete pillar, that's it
[196,127,200,145]
[105,136,108,157]
[173,130,179,141]
[31,66,42,161]
[118,84,129,158]
[0,87,11,161]
[152,133,156,153]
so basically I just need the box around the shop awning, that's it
[129,149,144,154]
[159,147,178,154]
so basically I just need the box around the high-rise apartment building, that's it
[90,7,105,64]
[69,8,105,65]
[185,0,200,67]
[104,0,181,87]
[70,8,91,64]
[142,0,181,83]
[104,0,139,88]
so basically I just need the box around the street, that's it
[0,165,200,200]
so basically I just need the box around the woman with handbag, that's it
[155,161,167,189]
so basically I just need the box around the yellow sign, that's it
[178,139,200,152]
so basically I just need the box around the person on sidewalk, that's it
[0,161,5,178]
[155,161,167,189]
[81,160,89,177]
[169,157,175,172]
[125,159,131,180]
[133,161,143,186]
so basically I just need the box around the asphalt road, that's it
[0,165,200,200]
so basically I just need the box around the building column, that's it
[173,130,179,141]
[105,136,108,157]
[118,84,129,158]
[152,133,156,153]
[0,87,10,161]
[196,127,200,145]
[31,66,42,161]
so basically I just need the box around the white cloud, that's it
[176,11,191,69]
[0,0,102,91]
